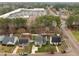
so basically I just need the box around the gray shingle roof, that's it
[34,36,47,45]
[2,36,18,45]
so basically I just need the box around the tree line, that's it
[0,15,61,34]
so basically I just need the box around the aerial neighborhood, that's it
[0,2,79,56]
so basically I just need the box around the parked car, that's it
[19,53,28,56]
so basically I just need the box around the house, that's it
[2,36,19,45]
[72,21,79,29]
[51,34,61,45]
[19,38,29,46]
[19,33,31,46]
[41,33,53,40]
[34,36,47,47]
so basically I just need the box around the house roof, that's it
[52,36,61,42]
[34,36,46,45]
[72,21,79,25]
[19,39,29,45]
[2,36,18,45]
[41,33,53,36]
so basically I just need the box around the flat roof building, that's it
[0,8,47,18]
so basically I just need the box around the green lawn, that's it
[37,42,56,53]
[0,45,15,53]
[72,30,79,42]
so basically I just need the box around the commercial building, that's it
[0,8,47,18]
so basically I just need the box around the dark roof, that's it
[19,39,29,45]
[52,36,61,42]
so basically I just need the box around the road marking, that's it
[56,45,60,52]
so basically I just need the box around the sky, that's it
[0,0,79,2]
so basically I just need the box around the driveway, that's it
[12,46,19,54]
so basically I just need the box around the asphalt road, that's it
[61,19,79,55]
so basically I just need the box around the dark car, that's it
[19,53,28,56]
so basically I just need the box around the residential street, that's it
[49,7,79,55]
[61,20,79,55]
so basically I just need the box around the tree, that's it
[31,15,61,33]
[35,15,61,28]
[12,18,27,34]
[13,18,27,28]
[0,18,27,34]
[66,15,79,29]
[0,18,11,34]
[16,28,26,34]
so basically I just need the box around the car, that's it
[19,53,28,56]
